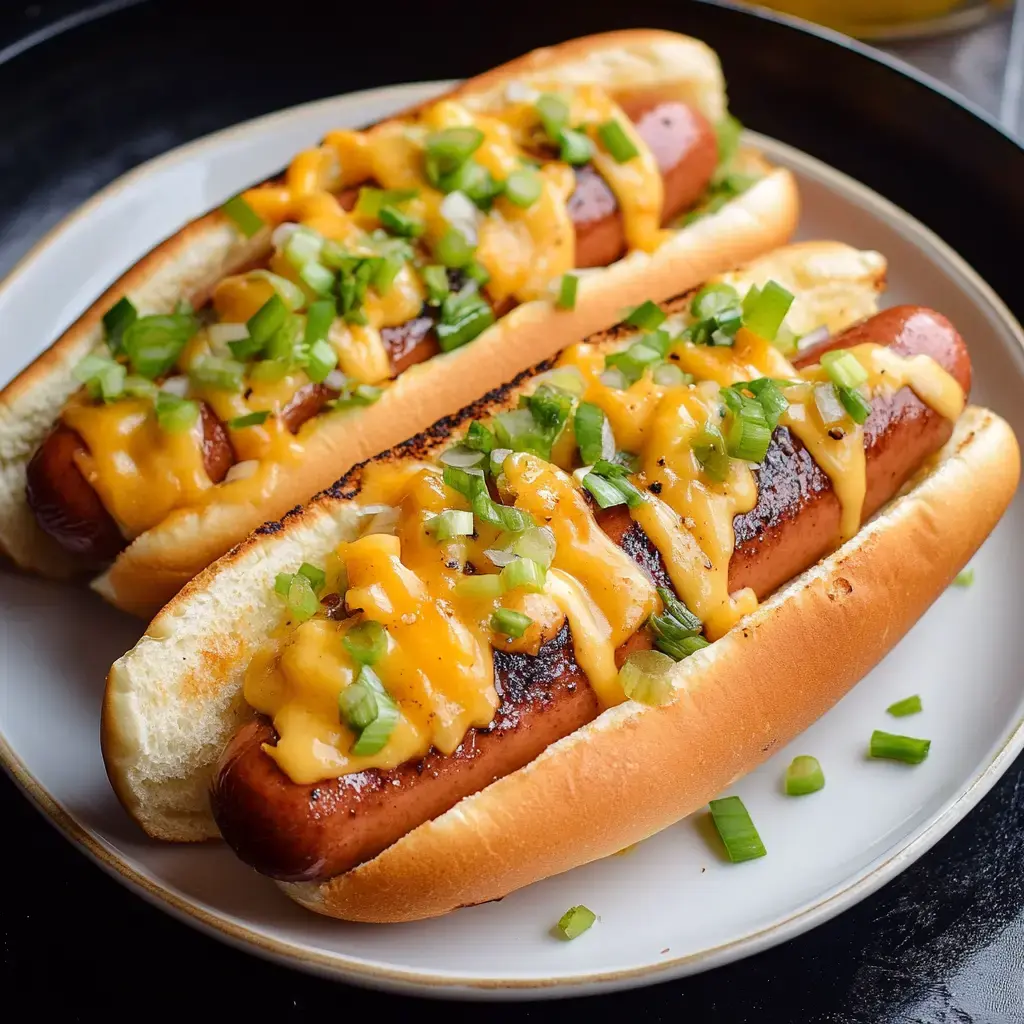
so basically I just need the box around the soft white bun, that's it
[0,29,799,617]
[103,240,887,843]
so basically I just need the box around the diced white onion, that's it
[323,369,347,391]
[208,323,250,346]
[440,191,480,245]
[533,365,586,397]
[363,507,400,536]
[572,465,594,484]
[814,382,846,426]
[271,222,302,250]
[224,459,259,483]
[797,325,830,351]
[440,444,486,468]
[599,368,629,391]
[505,80,538,104]
[484,547,517,568]
[358,504,394,516]
[160,375,190,397]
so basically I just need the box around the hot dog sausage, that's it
[27,401,235,562]
[210,306,971,884]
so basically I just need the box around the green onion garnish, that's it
[123,375,157,399]
[435,227,475,269]
[504,169,542,208]
[338,673,381,732]
[423,265,450,306]
[436,289,495,352]
[648,586,707,662]
[821,350,869,390]
[73,353,126,402]
[869,730,931,764]
[465,260,490,287]
[121,312,198,379]
[331,383,382,409]
[785,755,825,796]
[597,119,639,163]
[619,649,677,705]
[581,471,626,509]
[378,204,424,239]
[709,796,767,862]
[574,401,614,466]
[454,574,503,600]
[491,608,532,639]
[838,385,872,425]
[306,338,339,384]
[221,194,264,238]
[691,283,741,322]
[499,557,546,594]
[887,695,923,718]
[354,187,419,218]
[625,300,667,331]
[652,363,689,387]
[343,620,387,666]
[188,355,245,392]
[507,526,556,568]
[558,128,594,166]
[102,296,138,352]
[298,261,335,296]
[741,280,794,343]
[228,410,270,430]
[583,460,644,509]
[692,425,731,482]
[442,464,486,500]
[555,905,596,941]
[285,572,319,622]
[349,667,400,756]
[535,93,569,141]
[557,273,578,310]
[296,562,326,593]
[953,568,975,588]
[464,420,495,454]
[742,378,789,430]
[282,227,322,269]
[304,298,337,348]
[425,509,475,542]
[722,387,772,463]
[425,127,485,173]
[493,407,552,460]
[154,392,199,433]
[473,492,533,533]
[244,294,290,354]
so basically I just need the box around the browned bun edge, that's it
[277,406,1020,922]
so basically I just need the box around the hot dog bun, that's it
[104,240,888,841]
[0,29,799,618]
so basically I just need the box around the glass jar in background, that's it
[749,0,1011,38]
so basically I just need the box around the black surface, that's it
[2,1,1024,1019]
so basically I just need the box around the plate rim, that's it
[2,81,1024,999]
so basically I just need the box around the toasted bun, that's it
[288,406,1019,921]
[102,241,887,842]
[0,29,799,616]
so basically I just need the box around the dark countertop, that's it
[2,3,1023,1020]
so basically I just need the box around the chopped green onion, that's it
[188,355,245,392]
[574,401,615,466]
[489,447,512,477]
[625,300,667,331]
[838,385,872,425]
[741,280,794,342]
[652,362,689,387]
[465,260,490,286]
[282,227,322,269]
[597,119,639,162]
[619,649,677,705]
[557,273,578,310]
[296,562,326,593]
[221,194,264,237]
[743,378,789,430]
[430,159,502,207]
[785,755,825,796]
[304,298,337,348]
[887,695,923,718]
[523,383,574,439]
[373,253,404,294]
[558,128,594,166]
[354,187,419,219]
[500,557,546,594]
[555,905,596,941]
[442,464,487,500]
[228,410,270,430]
[74,353,126,402]
[692,283,741,322]
[378,204,424,238]
[454,574,503,600]
[102,296,138,352]
[473,491,533,533]
[123,375,157,399]
[436,299,495,352]
[331,383,382,409]
[154,392,199,433]
[285,572,319,622]
[298,261,335,296]
[422,265,450,306]
[306,338,338,384]
[343,620,387,666]
[425,127,484,173]
[869,730,931,765]
[715,114,743,167]
[274,572,293,596]
[338,675,381,732]
[426,509,475,542]
[709,796,767,862]
[723,390,772,463]
[953,568,975,588]
[582,471,627,509]
[535,93,569,140]
[245,294,290,353]
[435,227,475,268]
[261,314,302,362]
[508,526,556,568]
[494,407,553,459]
[349,667,400,755]
[247,269,306,311]
[692,425,730,482]
[464,420,495,454]
[504,169,542,208]
[584,460,645,509]
[121,313,197,379]
[648,586,708,662]
[439,444,486,469]
[491,608,532,639]
[813,382,846,427]
[822,350,869,390]
[249,358,291,383]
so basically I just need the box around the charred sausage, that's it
[209,305,970,884]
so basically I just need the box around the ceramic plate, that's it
[1,82,1022,1000]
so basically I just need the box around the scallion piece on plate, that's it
[557,273,578,310]
[597,119,639,162]
[425,509,475,542]
[625,300,667,331]
[869,730,931,765]
[887,695,923,718]
[228,410,270,430]
[784,755,825,796]
[154,392,199,433]
[499,557,546,594]
[102,296,138,351]
[741,280,794,342]
[221,194,264,237]
[952,567,975,588]
[491,608,532,639]
[555,905,596,941]
[343,620,387,666]
[709,796,767,862]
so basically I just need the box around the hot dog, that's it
[0,30,800,617]
[207,305,973,884]
[102,241,1019,923]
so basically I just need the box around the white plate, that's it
[1,82,1022,1000]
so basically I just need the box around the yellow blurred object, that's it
[751,0,1009,37]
